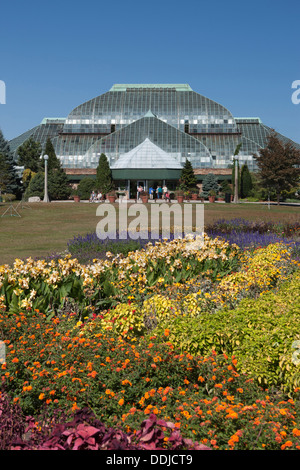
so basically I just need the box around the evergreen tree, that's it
[254,131,300,205]
[48,170,71,200]
[25,139,71,200]
[44,138,70,200]
[0,153,9,195]
[25,172,44,199]
[17,137,42,172]
[42,138,61,172]
[240,163,253,198]
[179,159,197,191]
[96,153,113,194]
[0,129,21,197]
[26,170,71,201]
[201,173,219,198]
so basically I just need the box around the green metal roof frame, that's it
[110,84,193,92]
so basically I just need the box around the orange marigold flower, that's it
[118,399,124,406]
[293,428,300,437]
[281,441,293,450]
[12,357,19,363]
[39,393,45,400]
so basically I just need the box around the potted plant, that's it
[72,189,80,203]
[191,187,199,200]
[208,189,216,203]
[184,190,190,202]
[106,190,117,203]
[175,190,184,203]
[140,190,149,203]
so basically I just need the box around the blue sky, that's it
[0,0,299,143]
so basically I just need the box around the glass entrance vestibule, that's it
[114,179,178,199]
[112,168,182,199]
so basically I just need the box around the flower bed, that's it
[1,227,300,450]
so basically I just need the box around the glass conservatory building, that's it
[10,83,300,194]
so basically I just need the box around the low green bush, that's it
[156,271,300,393]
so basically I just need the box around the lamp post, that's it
[43,154,50,203]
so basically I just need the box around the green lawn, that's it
[0,201,299,266]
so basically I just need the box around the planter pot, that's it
[208,196,215,203]
[108,196,116,203]
[177,195,184,203]
[73,195,80,202]
[191,193,198,200]
[141,196,148,203]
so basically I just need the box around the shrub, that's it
[2,193,16,202]
[156,270,300,392]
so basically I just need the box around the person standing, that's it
[137,185,143,199]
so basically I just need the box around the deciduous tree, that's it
[254,131,300,205]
